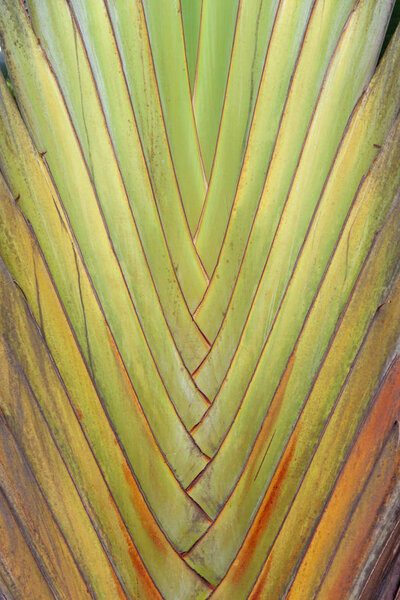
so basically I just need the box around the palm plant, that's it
[0,1,399,598]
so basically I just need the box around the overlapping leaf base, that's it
[0,1,399,599]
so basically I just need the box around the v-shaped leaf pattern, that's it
[0,1,399,599]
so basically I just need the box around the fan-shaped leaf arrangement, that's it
[0,1,399,599]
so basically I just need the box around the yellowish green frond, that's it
[0,1,399,598]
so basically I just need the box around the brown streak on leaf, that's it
[111,495,160,600]
[121,462,167,556]
[231,439,296,585]
[246,350,297,483]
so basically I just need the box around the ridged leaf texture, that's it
[0,1,399,599]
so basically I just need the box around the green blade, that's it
[0,0,398,597]
[180,0,202,93]
[192,0,240,181]
[140,0,207,233]
[184,113,400,583]
[0,2,209,480]
[0,80,212,556]
[194,0,357,335]
[0,257,211,600]
[193,9,400,457]
[246,273,400,600]
[27,0,209,373]
[32,0,208,311]
[194,0,311,276]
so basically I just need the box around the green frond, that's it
[0,1,399,598]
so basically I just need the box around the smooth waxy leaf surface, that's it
[0,1,399,598]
